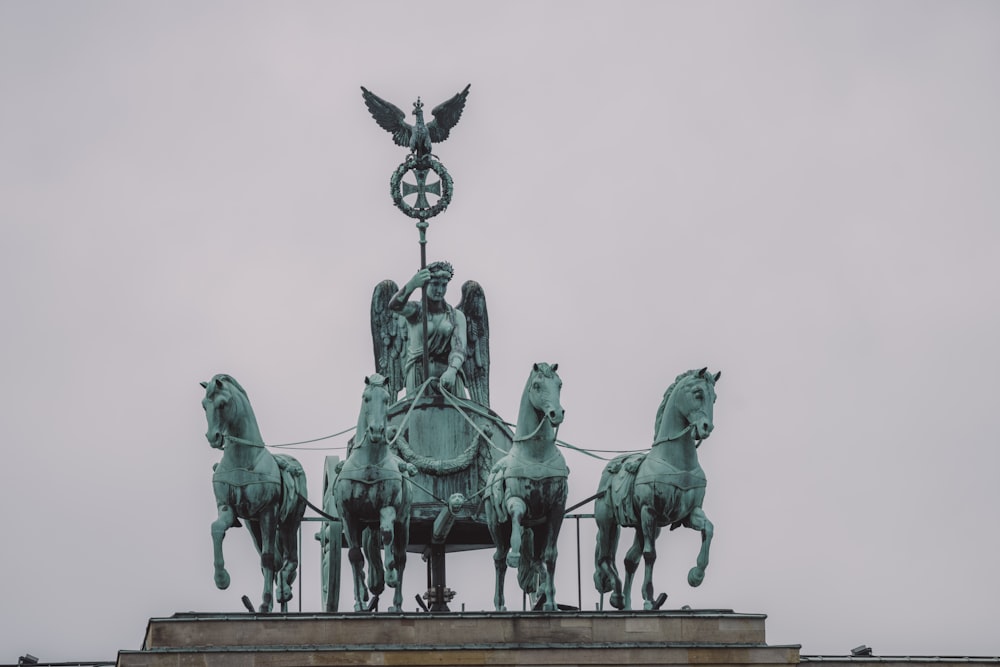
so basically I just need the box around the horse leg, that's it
[389,516,409,612]
[211,505,236,590]
[361,526,385,611]
[257,510,277,613]
[380,506,399,589]
[622,528,644,611]
[505,496,527,569]
[639,505,661,610]
[493,531,510,611]
[593,495,624,610]
[686,507,714,587]
[486,501,510,611]
[343,515,368,612]
[276,519,300,608]
[540,507,565,612]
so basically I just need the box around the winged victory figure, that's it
[361,84,471,163]
[370,262,490,408]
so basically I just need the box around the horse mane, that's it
[654,369,715,437]
[215,374,248,399]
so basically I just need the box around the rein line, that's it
[220,426,356,450]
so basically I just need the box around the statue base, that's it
[117,609,800,666]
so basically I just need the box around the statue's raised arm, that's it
[370,261,490,406]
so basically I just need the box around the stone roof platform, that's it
[117,609,800,667]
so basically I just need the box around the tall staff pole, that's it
[417,220,430,383]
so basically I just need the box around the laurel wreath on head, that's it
[390,155,454,220]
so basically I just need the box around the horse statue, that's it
[333,374,413,612]
[486,363,568,611]
[200,374,308,612]
[594,367,721,610]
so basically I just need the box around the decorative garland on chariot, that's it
[389,428,486,476]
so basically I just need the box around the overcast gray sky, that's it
[2,1,999,663]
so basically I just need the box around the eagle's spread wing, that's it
[361,86,412,148]
[457,279,489,407]
[427,84,471,144]
[371,280,406,402]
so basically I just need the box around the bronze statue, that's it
[485,363,568,611]
[200,374,307,612]
[333,374,413,612]
[361,84,470,165]
[593,368,721,610]
[371,261,490,406]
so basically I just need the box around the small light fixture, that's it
[851,645,873,656]
[18,654,39,665]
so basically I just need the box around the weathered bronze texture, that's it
[486,363,569,611]
[200,374,307,613]
[594,368,721,610]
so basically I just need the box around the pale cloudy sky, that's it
[2,1,999,663]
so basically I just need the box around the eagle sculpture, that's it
[361,84,471,163]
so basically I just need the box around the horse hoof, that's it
[386,569,399,588]
[506,554,520,568]
[354,602,364,612]
[687,567,705,587]
[496,605,507,612]
[643,600,654,610]
[609,593,625,610]
[214,570,231,590]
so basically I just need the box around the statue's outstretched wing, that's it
[371,280,406,401]
[457,280,489,407]
[427,84,471,143]
[361,87,412,148]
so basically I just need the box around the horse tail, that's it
[275,454,308,524]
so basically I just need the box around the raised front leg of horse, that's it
[685,506,714,587]
[505,496,528,569]
[211,504,237,591]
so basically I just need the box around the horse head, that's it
[527,362,565,427]
[656,367,721,442]
[357,373,391,446]
[200,374,255,449]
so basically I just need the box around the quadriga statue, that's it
[200,374,307,612]
[594,368,721,610]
